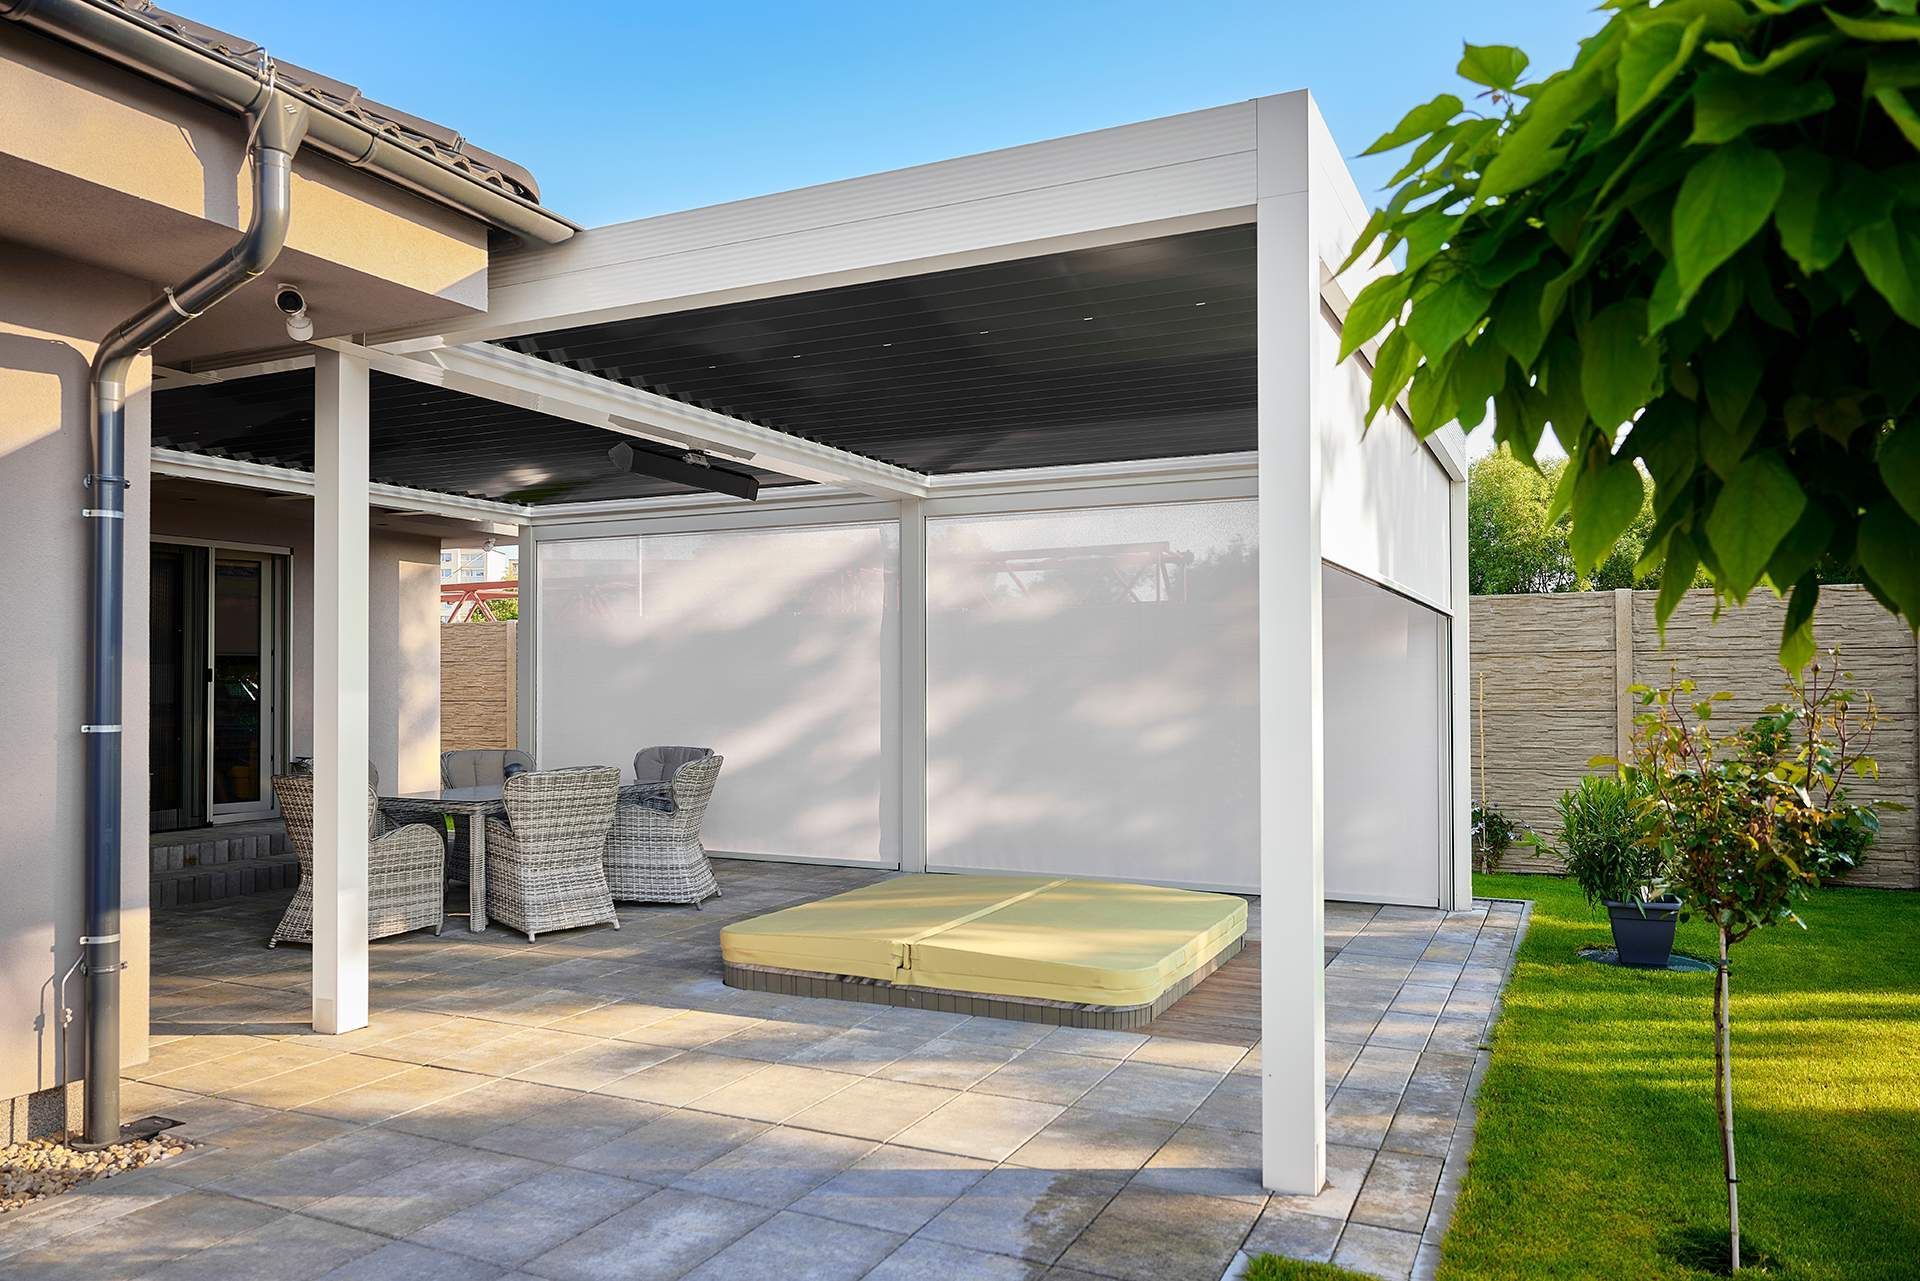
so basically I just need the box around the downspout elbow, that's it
[90,93,308,404]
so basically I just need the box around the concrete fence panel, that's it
[440,622,518,752]
[1471,585,1917,889]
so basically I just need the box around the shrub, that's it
[1472,803,1519,874]
[1553,773,1660,906]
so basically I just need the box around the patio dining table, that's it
[379,785,505,932]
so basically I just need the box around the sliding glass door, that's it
[210,552,278,819]
[150,542,286,830]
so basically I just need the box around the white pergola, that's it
[256,91,1468,1196]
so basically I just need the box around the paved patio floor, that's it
[0,859,1522,1281]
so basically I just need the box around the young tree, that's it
[1342,1,1920,667]
[1622,665,1879,1270]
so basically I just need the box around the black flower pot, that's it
[1604,898,1681,968]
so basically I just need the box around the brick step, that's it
[150,827,297,908]
[150,830,291,874]
[152,860,299,908]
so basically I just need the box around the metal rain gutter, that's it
[0,0,576,245]
[72,88,311,1149]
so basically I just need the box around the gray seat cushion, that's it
[441,749,536,788]
[632,745,713,786]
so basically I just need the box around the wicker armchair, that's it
[485,766,622,941]
[269,774,445,947]
[439,749,535,881]
[441,749,535,787]
[605,751,724,907]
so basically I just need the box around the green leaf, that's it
[1459,43,1531,91]
[1701,31,1840,74]
[1570,456,1647,572]
[1866,47,1920,93]
[1704,452,1806,597]
[1387,128,1457,187]
[1339,273,1411,360]
[1850,217,1920,325]
[1829,8,1920,40]
[1655,531,1701,633]
[1338,208,1389,275]
[1489,268,1550,367]
[1401,205,1467,269]
[1365,327,1421,423]
[1406,349,1457,434]
[1618,17,1706,126]
[1773,148,1845,272]
[1361,94,1464,155]
[1672,139,1786,301]
[1690,68,1834,144]
[1633,398,1700,511]
[1581,301,1661,432]
[1479,50,1614,198]
[1702,340,1762,430]
[1700,393,1765,477]
[1541,334,1588,450]
[1545,443,1581,524]
[1404,273,1492,358]
[1876,88,1920,151]
[1858,501,1920,623]
[1879,424,1920,524]
[1780,577,1819,671]
[1764,501,1834,589]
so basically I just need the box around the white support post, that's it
[516,522,538,756]
[312,348,371,1035]
[898,498,929,874]
[1256,91,1327,1196]
[1447,480,1474,910]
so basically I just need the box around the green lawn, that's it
[1438,874,1920,1280]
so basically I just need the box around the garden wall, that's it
[441,622,518,752]
[1471,585,1918,889]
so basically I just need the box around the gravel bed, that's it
[1,1134,188,1214]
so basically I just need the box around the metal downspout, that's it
[77,88,309,1148]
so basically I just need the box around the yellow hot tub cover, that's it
[719,873,1247,1008]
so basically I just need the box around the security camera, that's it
[274,284,312,342]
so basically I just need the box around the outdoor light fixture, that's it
[608,439,759,501]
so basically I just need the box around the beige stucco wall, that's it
[0,241,154,1104]
[151,491,444,795]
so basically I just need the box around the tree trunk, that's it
[1715,923,1740,1271]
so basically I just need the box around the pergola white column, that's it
[1256,92,1327,1196]
[897,497,929,874]
[311,348,372,1035]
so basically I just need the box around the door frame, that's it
[153,537,291,827]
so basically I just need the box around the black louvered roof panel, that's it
[152,224,1256,503]
[502,224,1256,474]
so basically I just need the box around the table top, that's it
[381,785,504,809]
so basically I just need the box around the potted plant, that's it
[1551,773,1676,968]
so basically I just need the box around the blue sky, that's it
[182,1,1595,229]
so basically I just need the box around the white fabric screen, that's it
[1321,565,1447,906]
[926,500,1260,890]
[536,523,899,865]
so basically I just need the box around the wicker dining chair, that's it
[605,751,724,907]
[268,774,446,947]
[439,749,535,881]
[484,766,622,941]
